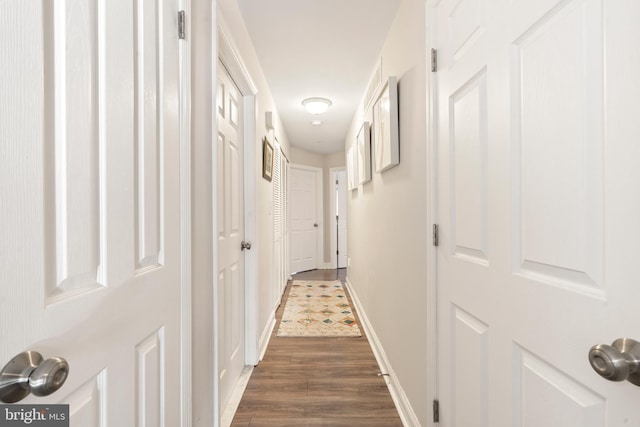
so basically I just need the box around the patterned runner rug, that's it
[277,280,362,337]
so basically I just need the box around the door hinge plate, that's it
[178,10,186,39]
[431,48,438,72]
[433,224,439,247]
[433,399,440,423]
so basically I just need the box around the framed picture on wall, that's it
[347,145,359,191]
[357,121,371,184]
[262,137,274,181]
[373,76,399,173]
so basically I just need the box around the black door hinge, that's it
[433,224,439,247]
[433,399,440,423]
[178,10,186,39]
[431,48,438,72]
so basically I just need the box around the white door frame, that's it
[213,21,259,422]
[426,1,440,425]
[290,163,324,271]
[329,167,346,269]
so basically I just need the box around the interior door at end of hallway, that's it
[216,61,246,411]
[0,1,183,425]
[435,0,640,425]
[290,167,319,273]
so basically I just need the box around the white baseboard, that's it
[220,366,253,427]
[345,278,421,427]
[258,311,276,361]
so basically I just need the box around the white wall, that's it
[344,0,429,424]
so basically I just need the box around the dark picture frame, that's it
[262,137,274,181]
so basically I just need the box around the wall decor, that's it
[347,145,359,191]
[262,137,274,181]
[357,121,371,184]
[373,76,399,173]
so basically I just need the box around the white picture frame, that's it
[357,122,371,185]
[373,76,399,173]
[347,145,359,191]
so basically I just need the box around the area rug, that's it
[276,280,362,337]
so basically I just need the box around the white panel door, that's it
[216,62,245,411]
[290,167,319,273]
[0,0,182,425]
[435,0,640,425]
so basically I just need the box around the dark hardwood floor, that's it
[231,269,403,427]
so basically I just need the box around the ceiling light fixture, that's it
[302,97,332,115]
[311,120,323,126]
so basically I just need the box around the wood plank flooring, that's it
[231,269,403,426]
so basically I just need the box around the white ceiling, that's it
[236,0,401,154]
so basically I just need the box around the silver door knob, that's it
[589,338,640,386]
[0,351,69,403]
[241,240,252,251]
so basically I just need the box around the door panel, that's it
[45,0,103,299]
[435,0,640,425]
[512,0,604,295]
[135,0,164,272]
[64,372,105,426]
[1,0,181,425]
[217,62,246,410]
[449,69,488,265]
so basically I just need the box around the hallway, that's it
[231,269,403,426]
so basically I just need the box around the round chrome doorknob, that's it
[29,357,69,397]
[589,338,640,386]
[0,351,69,403]
[589,344,630,381]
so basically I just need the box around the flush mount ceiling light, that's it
[302,97,332,115]
[311,120,323,126]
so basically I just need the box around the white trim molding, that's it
[178,1,192,426]
[426,3,439,426]
[258,312,277,361]
[345,278,421,426]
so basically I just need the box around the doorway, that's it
[215,25,260,423]
[289,165,323,273]
[330,168,348,269]
[216,60,246,413]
